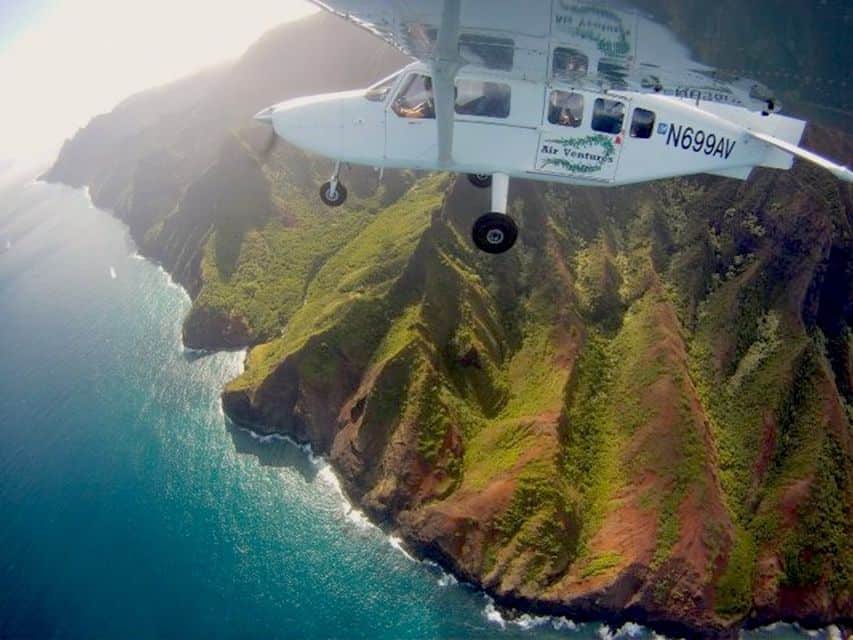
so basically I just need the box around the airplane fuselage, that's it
[258,61,804,188]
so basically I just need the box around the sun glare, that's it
[0,0,317,165]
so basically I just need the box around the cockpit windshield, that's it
[365,72,401,102]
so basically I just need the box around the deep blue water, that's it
[0,176,826,640]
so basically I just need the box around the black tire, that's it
[320,181,347,207]
[467,173,492,189]
[471,212,518,254]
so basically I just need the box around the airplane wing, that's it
[309,1,553,78]
[310,0,555,165]
[307,1,751,94]
[309,1,785,165]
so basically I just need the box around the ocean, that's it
[0,175,830,639]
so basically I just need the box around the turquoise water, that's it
[0,176,824,639]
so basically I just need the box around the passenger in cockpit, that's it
[548,91,583,127]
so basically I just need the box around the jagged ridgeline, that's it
[44,11,852,638]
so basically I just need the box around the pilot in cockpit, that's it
[395,76,435,119]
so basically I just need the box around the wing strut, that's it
[432,0,463,166]
[749,131,853,183]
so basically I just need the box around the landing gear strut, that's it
[320,161,348,207]
[471,173,517,254]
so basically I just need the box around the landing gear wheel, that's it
[467,173,492,189]
[320,181,347,207]
[472,212,518,254]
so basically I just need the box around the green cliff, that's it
[44,11,852,638]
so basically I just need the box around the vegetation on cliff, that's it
[44,11,852,638]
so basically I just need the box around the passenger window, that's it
[459,34,514,71]
[630,108,656,138]
[591,98,625,134]
[391,74,435,119]
[454,80,511,118]
[548,90,584,127]
[552,47,588,79]
[365,73,400,103]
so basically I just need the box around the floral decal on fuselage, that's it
[537,134,617,175]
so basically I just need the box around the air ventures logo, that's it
[537,134,616,175]
[553,1,631,57]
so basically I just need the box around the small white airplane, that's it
[254,0,853,254]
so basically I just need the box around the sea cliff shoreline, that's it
[44,165,853,640]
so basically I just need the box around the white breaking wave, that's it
[553,618,581,632]
[616,622,645,638]
[343,504,375,531]
[313,465,380,533]
[109,266,117,279]
[482,597,583,633]
[511,613,580,632]
[388,535,416,562]
[242,428,289,446]
[156,264,187,296]
[483,599,507,629]
[597,622,651,640]
[237,425,429,563]
[750,621,839,639]
[514,614,556,631]
[437,572,458,587]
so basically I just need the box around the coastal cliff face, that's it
[45,12,852,639]
[221,147,853,636]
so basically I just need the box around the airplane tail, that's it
[715,107,806,171]
[698,102,851,182]
[748,130,853,183]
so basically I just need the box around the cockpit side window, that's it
[391,74,435,119]
[591,98,625,134]
[552,47,588,80]
[454,80,511,118]
[548,90,584,127]
[630,108,656,138]
[365,73,400,103]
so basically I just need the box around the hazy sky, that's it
[0,0,317,166]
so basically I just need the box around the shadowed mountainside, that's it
[44,11,852,639]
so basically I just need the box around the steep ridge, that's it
[221,150,852,636]
[44,12,852,639]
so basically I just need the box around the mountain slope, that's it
[44,12,852,639]
[221,146,852,636]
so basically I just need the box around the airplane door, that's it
[533,89,625,183]
[385,73,438,169]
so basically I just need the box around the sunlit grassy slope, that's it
[221,146,851,633]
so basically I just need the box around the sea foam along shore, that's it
[234,421,614,636]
